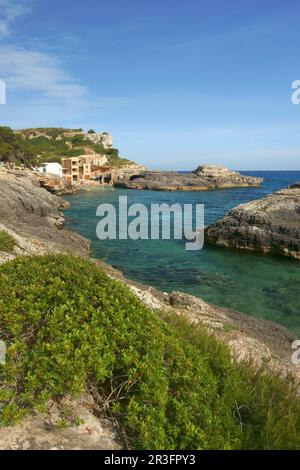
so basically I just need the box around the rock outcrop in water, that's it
[115,164,263,191]
[0,168,90,264]
[205,184,300,260]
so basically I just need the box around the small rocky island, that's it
[115,164,264,191]
[206,184,300,260]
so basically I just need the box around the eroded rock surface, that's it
[36,172,73,194]
[0,395,122,450]
[205,184,300,260]
[0,168,90,263]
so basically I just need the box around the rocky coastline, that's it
[0,168,297,370]
[205,184,300,260]
[0,169,299,449]
[0,168,90,264]
[115,164,264,191]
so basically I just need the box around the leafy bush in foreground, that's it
[0,255,299,449]
[0,231,15,253]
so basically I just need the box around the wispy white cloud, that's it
[0,45,88,105]
[0,1,132,117]
[0,0,30,37]
[0,43,134,111]
[0,1,89,106]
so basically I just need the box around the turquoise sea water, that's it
[63,171,300,336]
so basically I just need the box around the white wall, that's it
[38,162,62,177]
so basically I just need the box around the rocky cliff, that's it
[205,184,300,260]
[115,164,263,191]
[0,168,89,264]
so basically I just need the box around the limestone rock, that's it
[193,164,238,178]
[0,394,121,450]
[0,168,90,258]
[115,165,263,191]
[205,185,300,260]
[36,172,73,194]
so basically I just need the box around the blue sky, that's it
[0,0,300,170]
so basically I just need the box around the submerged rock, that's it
[205,184,300,260]
[115,164,263,191]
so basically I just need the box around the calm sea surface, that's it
[63,171,300,336]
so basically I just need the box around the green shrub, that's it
[61,149,83,159]
[0,231,15,253]
[70,135,87,146]
[0,255,299,449]
[0,127,36,166]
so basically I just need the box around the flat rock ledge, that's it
[0,394,122,450]
[115,164,263,191]
[205,184,300,260]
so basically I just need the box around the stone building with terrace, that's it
[62,155,109,184]
[62,155,146,186]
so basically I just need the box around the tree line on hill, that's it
[0,126,123,167]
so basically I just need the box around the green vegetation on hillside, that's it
[106,153,134,167]
[0,255,299,449]
[0,126,124,167]
[0,127,36,166]
[0,231,15,253]
[20,128,83,138]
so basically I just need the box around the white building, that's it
[38,162,63,177]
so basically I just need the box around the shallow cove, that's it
[63,171,300,336]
